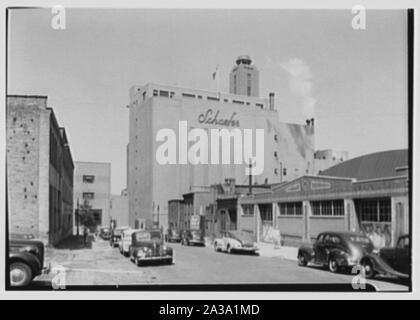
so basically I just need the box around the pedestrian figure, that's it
[83,226,89,245]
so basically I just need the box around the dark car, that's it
[110,227,130,247]
[181,229,205,246]
[298,231,374,273]
[129,229,173,266]
[360,234,410,279]
[99,227,112,240]
[8,234,48,287]
[165,229,182,243]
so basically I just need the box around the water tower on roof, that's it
[229,55,259,97]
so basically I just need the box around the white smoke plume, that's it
[280,58,316,119]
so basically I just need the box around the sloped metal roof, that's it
[319,149,408,180]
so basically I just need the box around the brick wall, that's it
[7,96,47,238]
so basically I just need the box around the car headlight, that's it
[137,250,145,257]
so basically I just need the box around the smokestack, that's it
[269,92,275,110]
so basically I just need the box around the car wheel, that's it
[214,243,219,252]
[167,258,173,265]
[227,245,232,254]
[362,259,375,279]
[10,262,32,287]
[298,254,308,266]
[328,257,339,273]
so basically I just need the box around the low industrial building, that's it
[6,95,74,245]
[73,161,111,231]
[237,149,409,248]
[110,189,129,228]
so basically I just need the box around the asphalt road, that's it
[32,236,409,291]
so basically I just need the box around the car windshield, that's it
[227,230,254,243]
[349,235,371,244]
[134,231,162,241]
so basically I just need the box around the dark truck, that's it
[360,234,410,279]
[8,234,48,287]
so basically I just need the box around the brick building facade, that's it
[6,95,74,245]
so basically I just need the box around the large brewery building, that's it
[127,56,344,229]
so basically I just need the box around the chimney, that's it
[269,92,275,110]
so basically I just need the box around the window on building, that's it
[82,175,95,183]
[207,96,220,101]
[159,90,169,97]
[256,103,264,109]
[83,192,95,200]
[232,100,245,105]
[279,202,303,216]
[311,200,344,217]
[241,204,254,217]
[354,198,391,222]
[182,93,196,98]
[258,204,273,223]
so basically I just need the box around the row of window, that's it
[242,198,392,222]
[146,88,265,108]
[242,200,345,218]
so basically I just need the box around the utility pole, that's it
[76,198,80,236]
[248,158,253,195]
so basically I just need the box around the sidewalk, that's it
[257,242,298,261]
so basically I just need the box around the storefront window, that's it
[311,200,344,217]
[279,202,303,216]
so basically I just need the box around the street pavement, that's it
[33,235,409,291]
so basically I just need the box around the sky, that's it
[8,8,408,194]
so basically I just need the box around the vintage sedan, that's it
[129,229,174,266]
[110,226,130,247]
[360,234,410,279]
[99,227,112,240]
[298,231,374,273]
[181,229,205,246]
[165,229,182,243]
[214,230,259,254]
[119,229,140,256]
[8,234,49,287]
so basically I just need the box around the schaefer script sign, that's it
[198,109,240,127]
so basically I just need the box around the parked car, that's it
[360,234,410,279]
[165,229,182,243]
[129,229,174,266]
[298,231,374,273]
[99,227,112,240]
[181,229,205,246]
[110,226,130,247]
[214,230,258,254]
[119,229,140,256]
[8,234,48,287]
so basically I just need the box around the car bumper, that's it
[42,263,52,275]
[233,247,258,252]
[137,255,173,261]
